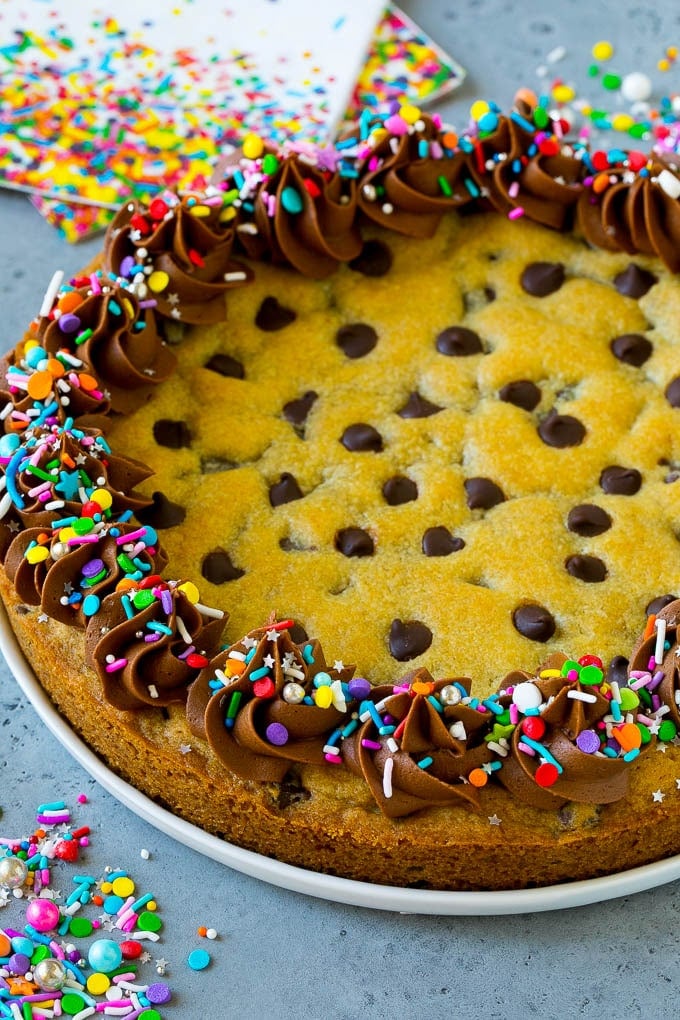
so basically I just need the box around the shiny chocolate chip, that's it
[336,323,378,358]
[464,477,505,511]
[512,604,556,642]
[613,264,657,298]
[538,411,586,448]
[435,326,484,356]
[255,296,297,331]
[382,475,418,505]
[283,390,318,427]
[136,491,186,529]
[389,618,433,661]
[520,261,565,297]
[269,472,304,506]
[498,379,541,411]
[335,527,374,558]
[565,554,607,583]
[205,353,245,378]
[422,526,465,556]
[288,622,309,645]
[201,548,245,583]
[152,418,192,449]
[645,594,677,615]
[341,423,383,452]
[397,392,443,418]
[349,239,392,277]
[610,333,653,367]
[666,376,680,408]
[607,655,629,686]
[599,465,642,495]
[567,504,612,537]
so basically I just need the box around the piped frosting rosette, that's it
[35,270,176,414]
[85,578,225,710]
[628,599,680,734]
[218,137,363,278]
[341,668,492,818]
[104,191,251,324]
[186,622,357,782]
[0,420,152,531]
[4,513,166,628]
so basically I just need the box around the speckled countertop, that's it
[2,3,680,1017]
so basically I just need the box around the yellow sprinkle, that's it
[111,876,135,898]
[100,882,113,894]
[58,527,77,543]
[91,488,113,511]
[87,974,110,996]
[219,207,237,223]
[189,205,211,218]
[242,133,264,159]
[178,580,200,604]
[470,99,490,122]
[398,103,421,124]
[539,668,562,678]
[25,546,49,565]
[658,58,671,72]
[552,83,575,103]
[611,113,634,131]
[148,270,170,294]
[592,40,614,61]
[667,45,678,59]
[24,340,39,353]
[120,297,134,319]
[314,686,334,709]
[147,900,157,911]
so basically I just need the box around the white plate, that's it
[3,606,680,915]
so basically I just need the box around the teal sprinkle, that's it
[418,756,434,769]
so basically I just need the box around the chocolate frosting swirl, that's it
[187,624,355,782]
[85,580,225,710]
[629,599,680,728]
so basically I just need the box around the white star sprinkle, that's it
[8,521,20,532]
[63,582,74,595]
[675,778,680,790]
[263,654,275,669]
[37,613,49,624]
[143,368,156,376]
[0,889,10,907]
[265,629,279,642]
[488,814,502,826]
[167,293,180,305]
[647,720,661,736]
[652,789,665,803]
[179,744,192,754]
[657,743,668,753]
[75,452,87,465]
[333,660,345,672]
[242,636,258,649]
[170,308,182,319]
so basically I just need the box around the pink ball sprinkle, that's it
[77,794,88,804]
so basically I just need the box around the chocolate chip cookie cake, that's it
[2,100,680,890]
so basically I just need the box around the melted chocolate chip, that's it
[288,622,309,645]
[136,491,186,529]
[538,411,586,448]
[389,618,433,661]
[397,392,443,418]
[498,380,541,411]
[464,477,505,511]
[283,390,318,427]
[520,261,565,297]
[512,604,556,642]
[645,594,677,615]
[610,333,653,367]
[382,475,418,505]
[349,239,392,277]
[567,504,612,537]
[565,554,608,583]
[335,527,375,557]
[599,465,642,495]
[422,526,465,556]
[255,296,297,331]
[336,323,378,358]
[607,655,629,686]
[201,548,245,584]
[152,419,192,449]
[666,376,680,408]
[341,423,383,452]
[435,326,484,356]
[205,353,245,378]
[269,472,304,507]
[613,264,657,298]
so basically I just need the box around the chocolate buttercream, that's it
[629,599,680,729]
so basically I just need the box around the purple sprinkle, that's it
[81,557,105,579]
[266,722,289,746]
[146,982,172,1005]
[161,589,173,614]
[576,729,600,754]
[58,313,81,334]
[8,953,30,975]
[348,678,371,700]
[120,255,136,278]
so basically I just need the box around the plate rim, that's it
[2,603,680,915]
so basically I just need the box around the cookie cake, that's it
[1,97,680,891]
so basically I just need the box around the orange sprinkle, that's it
[56,291,84,314]
[441,130,458,149]
[80,373,99,391]
[61,454,76,469]
[412,680,435,696]
[115,578,138,592]
[27,370,53,401]
[468,768,488,788]
[612,723,642,752]
[47,358,66,378]
[197,925,208,937]
[592,171,611,194]
[92,894,104,906]
[226,659,246,676]
[37,532,51,545]
[643,613,657,641]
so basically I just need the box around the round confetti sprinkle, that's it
[69,916,94,938]
[188,948,211,971]
[592,40,614,61]
[146,982,173,1005]
[138,910,163,933]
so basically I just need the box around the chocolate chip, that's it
[382,475,418,505]
[607,655,629,686]
[567,504,612,537]
[464,477,505,511]
[397,392,443,418]
[666,376,680,408]
[512,604,556,642]
[610,333,653,367]
[205,353,245,378]
[389,618,433,661]
[520,261,565,297]
[538,411,586,448]
[152,419,192,449]
[335,527,374,557]
[283,390,318,427]
[422,526,465,556]
[613,264,657,298]
[341,423,383,452]
[565,554,607,582]
[336,323,378,358]
[255,296,297,331]
[136,491,186,529]
[645,594,677,615]
[498,380,541,411]
[435,326,484,356]
[201,548,245,583]
[288,622,309,645]
[348,239,392,277]
[269,472,304,506]
[599,465,642,495]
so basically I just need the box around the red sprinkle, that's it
[578,654,603,669]
[188,248,205,267]
[591,150,609,171]
[535,762,559,788]
[253,678,276,699]
[522,716,546,740]
[270,619,295,631]
[302,178,321,198]
[538,138,560,156]
[120,940,143,960]
[139,574,163,589]
[130,213,151,235]
[186,653,209,669]
[149,199,169,220]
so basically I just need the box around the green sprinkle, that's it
[132,589,156,610]
[533,106,549,128]
[75,328,93,346]
[26,465,53,482]
[659,720,678,742]
[117,553,136,572]
[438,175,452,197]
[602,72,622,90]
